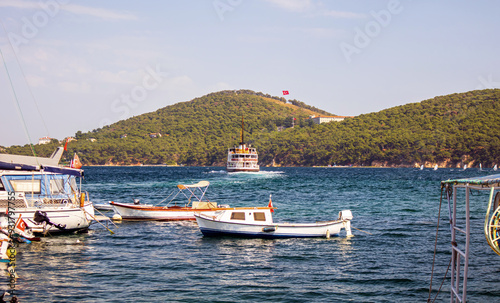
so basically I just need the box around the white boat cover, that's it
[177,181,209,189]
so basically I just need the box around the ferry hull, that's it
[226,167,260,173]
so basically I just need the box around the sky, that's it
[1,0,499,147]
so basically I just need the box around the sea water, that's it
[6,167,500,302]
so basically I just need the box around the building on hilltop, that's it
[310,116,354,124]
[149,133,162,138]
[38,136,52,145]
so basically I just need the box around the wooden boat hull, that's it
[110,201,225,221]
[195,214,350,238]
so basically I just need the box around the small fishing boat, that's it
[0,148,95,235]
[194,198,353,238]
[226,116,259,173]
[110,181,229,220]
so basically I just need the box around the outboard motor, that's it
[33,210,66,230]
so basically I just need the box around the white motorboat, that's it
[110,181,229,220]
[195,204,353,238]
[0,149,94,235]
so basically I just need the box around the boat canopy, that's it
[0,162,83,177]
[441,173,500,187]
[0,147,83,177]
[177,181,209,189]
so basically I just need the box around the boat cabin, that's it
[213,208,274,224]
[0,170,82,208]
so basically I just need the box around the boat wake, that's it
[207,170,226,174]
[227,171,285,177]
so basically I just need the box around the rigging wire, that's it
[1,21,51,138]
[0,46,37,158]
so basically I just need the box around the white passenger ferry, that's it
[226,117,259,172]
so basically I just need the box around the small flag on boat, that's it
[15,215,27,232]
[282,90,289,95]
[64,138,69,151]
[70,153,83,169]
[268,194,274,212]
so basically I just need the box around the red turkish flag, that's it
[71,153,83,169]
[282,90,289,95]
[268,195,274,213]
[15,215,27,232]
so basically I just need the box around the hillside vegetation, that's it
[4,89,500,168]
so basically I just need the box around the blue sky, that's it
[1,0,499,147]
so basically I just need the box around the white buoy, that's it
[112,214,122,221]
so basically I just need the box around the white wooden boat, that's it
[110,181,229,220]
[226,116,259,173]
[0,149,94,235]
[195,206,353,238]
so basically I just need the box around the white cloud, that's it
[25,74,46,87]
[316,9,365,19]
[263,0,364,19]
[57,81,91,93]
[264,0,312,12]
[0,0,137,21]
[210,82,233,91]
[96,70,138,85]
[63,3,137,21]
[0,0,39,10]
[300,27,343,39]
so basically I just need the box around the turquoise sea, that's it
[6,167,500,302]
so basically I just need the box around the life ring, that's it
[494,192,500,211]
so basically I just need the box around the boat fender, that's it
[6,246,16,258]
[80,193,86,208]
[112,214,122,221]
[262,226,276,232]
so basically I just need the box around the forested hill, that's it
[4,89,500,168]
[4,90,330,166]
[256,89,500,167]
